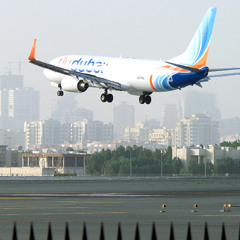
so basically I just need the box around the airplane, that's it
[28,7,240,104]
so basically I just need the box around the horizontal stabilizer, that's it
[209,67,240,72]
[209,72,240,78]
[166,61,204,73]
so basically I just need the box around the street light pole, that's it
[161,150,163,177]
[204,158,207,178]
[130,149,132,177]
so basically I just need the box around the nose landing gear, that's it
[57,84,64,96]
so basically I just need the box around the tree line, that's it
[86,146,181,176]
[85,145,240,176]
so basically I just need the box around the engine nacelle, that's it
[61,77,89,93]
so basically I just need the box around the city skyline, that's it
[0,70,239,150]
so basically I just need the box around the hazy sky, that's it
[1,0,240,123]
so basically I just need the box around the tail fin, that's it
[169,7,217,68]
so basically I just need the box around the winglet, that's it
[28,38,37,61]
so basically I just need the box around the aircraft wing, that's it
[28,39,122,91]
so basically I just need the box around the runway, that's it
[0,177,239,239]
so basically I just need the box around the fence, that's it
[11,222,236,240]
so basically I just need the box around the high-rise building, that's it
[24,119,70,149]
[51,94,93,123]
[0,73,39,131]
[44,119,69,147]
[24,121,44,149]
[113,102,135,139]
[8,88,39,130]
[52,107,93,123]
[148,128,173,148]
[220,117,240,137]
[24,119,113,149]
[0,145,7,166]
[175,114,219,147]
[70,121,87,143]
[0,89,10,129]
[181,90,221,120]
[162,104,178,129]
[124,122,149,144]
[86,120,113,142]
[0,74,23,90]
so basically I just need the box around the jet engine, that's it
[61,77,89,92]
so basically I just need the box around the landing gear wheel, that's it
[145,95,151,104]
[57,90,64,96]
[100,94,107,102]
[139,95,145,104]
[107,94,113,103]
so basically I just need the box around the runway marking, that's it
[38,211,128,215]
[201,215,240,217]
[1,208,22,210]
[65,207,88,209]
[107,212,128,214]
[0,193,165,198]
[56,201,121,203]
[0,213,20,216]
[0,197,48,200]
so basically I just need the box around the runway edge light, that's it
[160,204,166,213]
[191,204,198,212]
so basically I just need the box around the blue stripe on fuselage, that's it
[169,67,208,89]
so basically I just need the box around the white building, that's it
[87,142,116,153]
[24,119,69,149]
[148,128,173,147]
[124,123,149,144]
[172,145,240,168]
[70,121,87,143]
[24,121,44,149]
[175,114,219,147]
[24,119,113,150]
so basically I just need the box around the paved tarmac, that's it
[0,177,239,240]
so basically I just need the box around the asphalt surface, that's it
[0,177,239,240]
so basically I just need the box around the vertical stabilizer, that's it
[169,7,217,68]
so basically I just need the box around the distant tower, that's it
[162,104,178,129]
[51,94,93,123]
[0,73,39,131]
[0,73,23,90]
[113,102,135,139]
[220,117,240,137]
[8,88,39,130]
[181,90,221,120]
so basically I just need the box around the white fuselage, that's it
[43,55,167,95]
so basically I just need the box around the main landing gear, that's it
[57,84,64,96]
[100,89,113,103]
[139,94,151,104]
